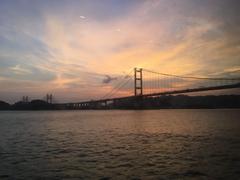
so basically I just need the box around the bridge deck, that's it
[66,83,240,106]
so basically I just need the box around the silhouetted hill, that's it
[169,95,240,108]
[11,100,54,110]
[0,101,10,110]
[30,100,53,110]
[12,101,30,110]
[110,95,240,109]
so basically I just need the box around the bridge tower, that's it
[46,94,53,104]
[134,68,143,96]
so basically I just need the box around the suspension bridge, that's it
[61,68,240,109]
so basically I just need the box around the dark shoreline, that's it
[0,107,240,112]
[1,95,240,110]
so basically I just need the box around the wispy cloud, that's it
[102,75,118,84]
[9,65,32,75]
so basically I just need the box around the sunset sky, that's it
[0,0,240,103]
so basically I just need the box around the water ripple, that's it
[0,110,239,179]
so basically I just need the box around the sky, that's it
[0,0,240,103]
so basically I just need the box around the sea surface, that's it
[0,110,240,179]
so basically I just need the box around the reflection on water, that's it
[0,110,240,179]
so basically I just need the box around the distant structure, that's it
[22,96,29,103]
[46,94,53,104]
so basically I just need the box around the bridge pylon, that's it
[46,94,53,104]
[134,68,143,96]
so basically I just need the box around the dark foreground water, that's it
[0,110,240,180]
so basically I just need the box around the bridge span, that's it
[60,68,240,109]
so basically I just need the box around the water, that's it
[0,110,240,179]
